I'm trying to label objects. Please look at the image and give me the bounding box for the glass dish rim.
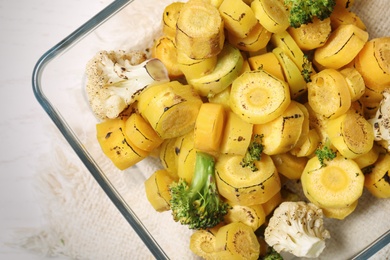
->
[31,0,390,259]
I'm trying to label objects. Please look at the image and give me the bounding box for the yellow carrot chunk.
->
[251,0,289,34]
[288,17,332,51]
[175,0,224,59]
[175,131,197,183]
[214,222,260,260]
[228,22,272,53]
[321,200,358,220]
[355,37,390,93]
[151,36,183,79]
[219,0,258,38]
[144,169,175,212]
[314,24,368,69]
[194,103,226,154]
[230,70,291,124]
[247,52,285,81]
[364,153,390,198]
[159,138,179,179]
[137,81,203,139]
[301,155,365,209]
[215,154,281,205]
[326,110,374,159]
[162,2,185,38]
[253,101,305,155]
[224,203,266,231]
[307,68,351,119]
[271,152,308,180]
[96,118,148,170]
[219,110,253,156]
[124,113,163,152]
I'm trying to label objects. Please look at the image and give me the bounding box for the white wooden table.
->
[0,1,110,259]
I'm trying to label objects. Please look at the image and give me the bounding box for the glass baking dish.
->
[32,0,390,259]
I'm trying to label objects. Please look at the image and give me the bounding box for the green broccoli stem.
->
[170,151,229,229]
[189,152,215,197]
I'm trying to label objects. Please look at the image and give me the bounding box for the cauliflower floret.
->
[85,50,169,120]
[368,88,390,151]
[264,201,330,258]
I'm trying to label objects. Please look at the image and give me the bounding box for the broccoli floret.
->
[169,152,229,229]
[284,0,336,28]
[261,247,284,260]
[241,134,264,171]
[315,139,337,167]
[301,54,313,83]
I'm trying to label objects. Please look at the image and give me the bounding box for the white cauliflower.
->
[85,50,169,120]
[264,201,330,258]
[369,88,390,151]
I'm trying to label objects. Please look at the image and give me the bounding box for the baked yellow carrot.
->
[144,169,175,212]
[214,222,260,260]
[175,0,224,59]
[271,152,308,180]
[290,129,320,157]
[339,67,365,102]
[326,110,374,159]
[194,103,226,155]
[159,138,179,179]
[219,110,253,156]
[314,24,368,69]
[253,101,305,155]
[137,81,203,139]
[307,68,351,119]
[219,0,258,38]
[124,112,163,152]
[247,52,285,81]
[272,47,308,99]
[175,131,197,183]
[301,154,365,209]
[188,43,243,97]
[353,145,380,169]
[321,200,358,220]
[162,2,185,39]
[271,30,310,72]
[224,203,266,231]
[230,70,291,124]
[260,191,282,216]
[151,36,183,79]
[329,7,366,30]
[189,230,218,259]
[228,22,272,53]
[288,17,332,51]
[177,51,217,80]
[251,0,289,33]
[96,118,148,170]
[215,154,281,205]
[207,86,231,111]
[364,153,390,198]
[355,37,390,93]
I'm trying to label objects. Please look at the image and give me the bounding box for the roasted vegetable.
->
[175,0,224,59]
[85,50,169,120]
[284,0,336,28]
[241,134,264,171]
[264,201,330,258]
[215,222,260,260]
[169,152,229,229]
[215,153,281,205]
[314,138,336,167]
[301,154,365,209]
[230,70,291,125]
[368,89,390,151]
[137,81,203,139]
